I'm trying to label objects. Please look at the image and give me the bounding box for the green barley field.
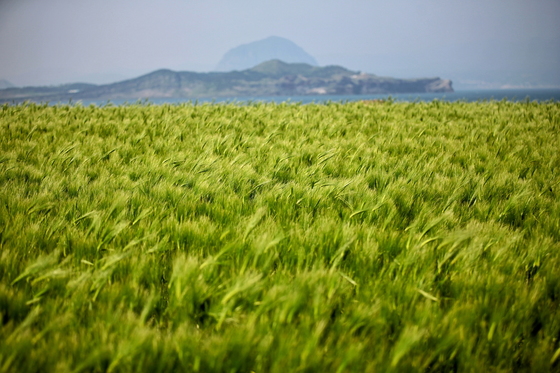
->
[1,100,559,372]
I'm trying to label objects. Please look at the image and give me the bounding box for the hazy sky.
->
[1,0,559,89]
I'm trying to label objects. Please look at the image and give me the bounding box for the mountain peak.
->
[215,36,318,72]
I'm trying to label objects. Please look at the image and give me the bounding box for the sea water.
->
[68,88,560,106]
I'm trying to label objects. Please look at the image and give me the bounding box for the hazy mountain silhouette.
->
[0,79,15,89]
[215,36,318,72]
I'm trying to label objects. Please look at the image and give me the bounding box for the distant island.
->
[0,60,453,103]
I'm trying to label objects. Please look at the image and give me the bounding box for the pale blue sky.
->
[0,0,559,89]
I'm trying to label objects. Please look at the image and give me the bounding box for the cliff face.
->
[0,60,453,103]
[425,79,453,93]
